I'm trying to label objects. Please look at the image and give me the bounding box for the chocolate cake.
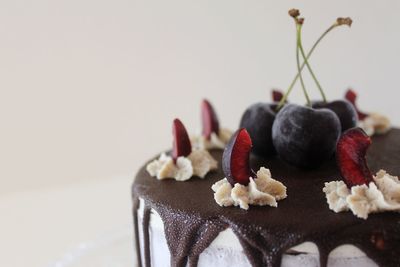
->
[132,128,400,267]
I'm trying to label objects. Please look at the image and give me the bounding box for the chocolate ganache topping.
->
[132,128,400,267]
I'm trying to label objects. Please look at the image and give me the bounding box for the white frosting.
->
[212,167,287,210]
[146,150,217,181]
[358,112,391,136]
[191,128,232,150]
[323,180,351,213]
[323,170,400,219]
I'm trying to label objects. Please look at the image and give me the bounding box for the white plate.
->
[47,224,137,267]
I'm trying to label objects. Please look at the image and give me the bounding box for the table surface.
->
[0,176,135,267]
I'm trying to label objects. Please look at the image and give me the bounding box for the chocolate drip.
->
[132,196,227,267]
[235,235,274,267]
[155,207,227,267]
[132,128,400,267]
[142,203,151,267]
[314,241,331,267]
[132,198,143,267]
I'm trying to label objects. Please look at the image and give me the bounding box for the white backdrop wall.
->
[1,0,399,194]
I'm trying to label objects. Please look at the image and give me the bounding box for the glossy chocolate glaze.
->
[132,128,400,267]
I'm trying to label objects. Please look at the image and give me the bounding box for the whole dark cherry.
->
[272,103,341,169]
[312,99,358,132]
[239,103,277,157]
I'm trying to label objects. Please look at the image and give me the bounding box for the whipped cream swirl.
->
[146,150,218,181]
[358,112,391,136]
[323,170,400,219]
[212,167,287,210]
[191,128,232,150]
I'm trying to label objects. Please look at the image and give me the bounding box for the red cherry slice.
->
[172,119,192,162]
[222,128,254,185]
[345,89,369,120]
[336,128,373,187]
[272,89,284,103]
[202,99,220,140]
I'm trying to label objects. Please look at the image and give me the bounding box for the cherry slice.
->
[336,127,373,187]
[345,89,369,120]
[272,89,284,103]
[222,128,254,185]
[172,119,192,162]
[202,99,220,140]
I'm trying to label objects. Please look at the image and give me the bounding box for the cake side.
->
[135,197,380,267]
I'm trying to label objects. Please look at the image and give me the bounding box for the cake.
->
[133,129,399,267]
[131,9,399,267]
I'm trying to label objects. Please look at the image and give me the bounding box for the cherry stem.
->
[277,24,337,110]
[296,23,311,107]
[298,25,327,103]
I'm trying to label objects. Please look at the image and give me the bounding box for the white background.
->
[0,0,399,266]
